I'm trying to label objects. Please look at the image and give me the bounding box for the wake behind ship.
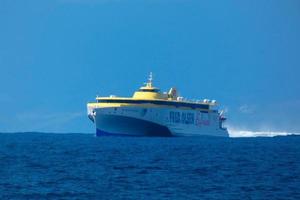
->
[87,73,228,137]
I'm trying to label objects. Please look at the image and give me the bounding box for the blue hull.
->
[95,114,172,137]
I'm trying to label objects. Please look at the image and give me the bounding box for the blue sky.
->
[0,0,299,133]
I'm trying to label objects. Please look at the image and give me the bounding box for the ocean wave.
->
[228,128,300,138]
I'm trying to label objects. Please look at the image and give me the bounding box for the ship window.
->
[96,99,209,110]
[138,89,160,92]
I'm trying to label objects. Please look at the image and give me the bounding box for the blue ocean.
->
[1,133,300,200]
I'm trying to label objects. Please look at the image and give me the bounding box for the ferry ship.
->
[87,73,228,137]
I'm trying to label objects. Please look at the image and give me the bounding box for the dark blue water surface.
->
[1,133,300,200]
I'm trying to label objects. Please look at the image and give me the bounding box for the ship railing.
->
[180,98,218,106]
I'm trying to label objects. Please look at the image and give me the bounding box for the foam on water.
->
[228,127,300,138]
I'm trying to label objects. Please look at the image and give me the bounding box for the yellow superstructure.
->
[132,72,168,100]
[87,73,217,112]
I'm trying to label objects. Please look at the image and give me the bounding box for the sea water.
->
[1,133,300,199]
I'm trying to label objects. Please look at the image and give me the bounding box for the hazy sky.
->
[1,0,299,133]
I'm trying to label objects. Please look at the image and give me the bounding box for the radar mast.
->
[146,72,153,88]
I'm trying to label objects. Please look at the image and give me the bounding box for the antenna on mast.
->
[146,72,153,87]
